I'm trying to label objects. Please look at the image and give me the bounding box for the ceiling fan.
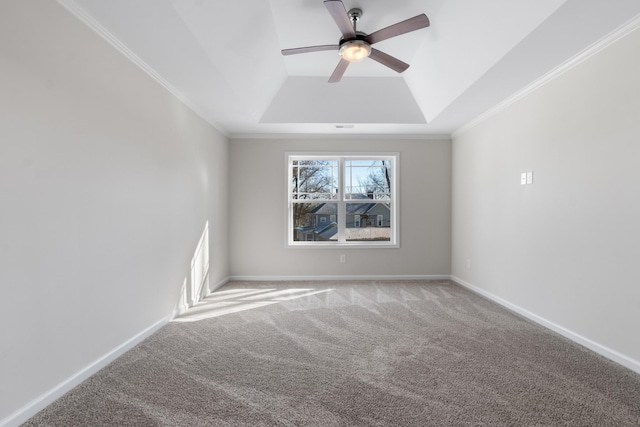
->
[281,0,430,83]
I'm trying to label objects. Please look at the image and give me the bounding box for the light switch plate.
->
[521,173,527,185]
[526,171,533,184]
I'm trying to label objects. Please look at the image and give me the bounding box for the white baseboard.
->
[0,313,173,427]
[229,274,451,282]
[451,275,640,375]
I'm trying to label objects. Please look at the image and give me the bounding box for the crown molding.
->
[452,13,640,139]
[56,0,230,138]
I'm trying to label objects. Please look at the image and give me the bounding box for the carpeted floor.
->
[24,280,640,426]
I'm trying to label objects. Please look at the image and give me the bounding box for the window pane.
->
[292,160,338,200]
[345,202,391,242]
[344,159,392,201]
[292,202,339,242]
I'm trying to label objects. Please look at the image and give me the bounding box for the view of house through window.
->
[288,154,398,247]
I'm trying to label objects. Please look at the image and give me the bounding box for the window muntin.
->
[288,154,397,247]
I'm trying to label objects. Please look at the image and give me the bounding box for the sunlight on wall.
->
[174,222,210,317]
[190,221,210,305]
[175,276,189,316]
[173,287,335,323]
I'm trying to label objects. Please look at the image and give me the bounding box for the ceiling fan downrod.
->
[348,8,362,33]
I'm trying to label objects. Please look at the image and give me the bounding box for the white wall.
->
[452,26,640,368]
[229,138,451,278]
[0,1,229,424]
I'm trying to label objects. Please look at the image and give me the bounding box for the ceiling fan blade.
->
[369,48,409,73]
[281,45,339,56]
[328,58,350,83]
[364,14,430,45]
[324,0,356,39]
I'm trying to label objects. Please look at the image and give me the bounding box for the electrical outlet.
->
[340,254,346,263]
[526,171,533,184]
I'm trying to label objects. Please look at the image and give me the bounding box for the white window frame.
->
[286,152,399,248]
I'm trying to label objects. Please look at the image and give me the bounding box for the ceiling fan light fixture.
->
[339,40,371,62]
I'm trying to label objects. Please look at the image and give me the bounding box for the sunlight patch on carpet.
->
[173,287,335,322]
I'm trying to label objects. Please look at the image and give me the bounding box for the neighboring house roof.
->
[317,223,338,240]
[310,194,390,215]
[295,222,336,235]
[309,204,338,215]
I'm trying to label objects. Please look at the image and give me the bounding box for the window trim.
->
[286,152,399,249]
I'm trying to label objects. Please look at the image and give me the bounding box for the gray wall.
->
[452,26,640,367]
[0,1,229,423]
[229,138,452,278]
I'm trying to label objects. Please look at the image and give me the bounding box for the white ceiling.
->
[60,0,640,138]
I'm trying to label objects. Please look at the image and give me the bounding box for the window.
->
[287,153,398,247]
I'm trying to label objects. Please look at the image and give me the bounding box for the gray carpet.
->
[24,280,640,426]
